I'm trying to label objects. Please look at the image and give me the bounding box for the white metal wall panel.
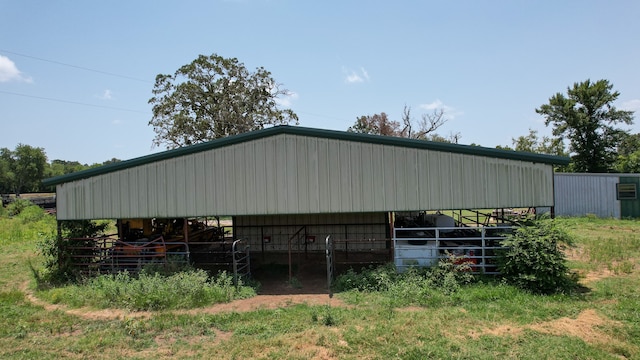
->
[554,173,620,218]
[56,133,556,220]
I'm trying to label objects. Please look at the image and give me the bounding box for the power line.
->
[0,49,153,83]
[0,50,356,124]
[0,90,148,114]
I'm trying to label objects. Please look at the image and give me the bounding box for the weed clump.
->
[333,256,475,306]
[40,269,256,311]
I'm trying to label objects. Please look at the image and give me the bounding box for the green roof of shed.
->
[43,125,570,187]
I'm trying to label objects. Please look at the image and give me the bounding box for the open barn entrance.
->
[235,212,393,293]
[57,207,530,294]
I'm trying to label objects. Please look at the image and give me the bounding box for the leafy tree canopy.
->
[614,132,640,173]
[510,129,567,157]
[148,53,298,149]
[499,129,570,171]
[348,106,460,143]
[0,144,47,196]
[536,79,634,173]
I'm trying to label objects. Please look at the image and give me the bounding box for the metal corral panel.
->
[235,212,388,252]
[55,133,556,220]
[554,173,621,218]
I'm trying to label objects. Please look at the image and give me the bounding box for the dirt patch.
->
[564,246,621,285]
[469,309,622,346]
[529,309,619,344]
[581,268,616,284]
[565,246,588,262]
[467,324,523,339]
[180,294,344,315]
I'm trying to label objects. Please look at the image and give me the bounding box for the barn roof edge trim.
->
[43,125,570,186]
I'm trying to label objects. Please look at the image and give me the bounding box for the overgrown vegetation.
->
[333,255,475,307]
[497,218,580,294]
[40,269,255,311]
[37,219,111,284]
[1,207,639,359]
[1,202,257,312]
[334,219,579,299]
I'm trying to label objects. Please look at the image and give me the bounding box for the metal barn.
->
[554,173,640,219]
[43,126,569,280]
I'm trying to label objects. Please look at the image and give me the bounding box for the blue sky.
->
[1,0,639,164]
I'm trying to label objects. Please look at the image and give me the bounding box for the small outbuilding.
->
[554,173,640,219]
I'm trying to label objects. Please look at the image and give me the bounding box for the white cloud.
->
[111,119,122,125]
[98,89,113,100]
[419,99,463,119]
[0,55,32,83]
[360,67,370,81]
[275,91,298,107]
[343,66,370,84]
[621,99,640,113]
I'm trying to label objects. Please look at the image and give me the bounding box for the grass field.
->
[0,213,639,359]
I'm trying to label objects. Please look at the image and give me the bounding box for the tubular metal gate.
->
[232,239,251,284]
[393,226,512,274]
[64,236,189,275]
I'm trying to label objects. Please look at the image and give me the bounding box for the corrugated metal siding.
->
[56,134,556,220]
[554,173,620,218]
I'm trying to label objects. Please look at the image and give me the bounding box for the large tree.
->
[149,53,298,148]
[0,144,47,196]
[348,106,458,142]
[347,112,401,136]
[614,132,640,173]
[510,129,567,157]
[536,79,634,172]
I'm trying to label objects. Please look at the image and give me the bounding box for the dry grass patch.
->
[464,308,627,351]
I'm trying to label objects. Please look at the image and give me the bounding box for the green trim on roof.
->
[43,126,570,186]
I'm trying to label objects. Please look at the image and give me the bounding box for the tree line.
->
[0,146,120,196]
[347,79,636,173]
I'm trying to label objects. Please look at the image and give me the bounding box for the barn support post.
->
[288,235,292,281]
[183,217,189,242]
[56,219,62,269]
[344,225,349,259]
[260,226,265,259]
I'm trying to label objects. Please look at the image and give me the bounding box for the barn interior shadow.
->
[250,254,331,295]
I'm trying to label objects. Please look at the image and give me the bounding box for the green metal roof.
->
[42,125,570,187]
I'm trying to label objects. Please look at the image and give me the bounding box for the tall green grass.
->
[557,217,640,274]
[39,269,256,311]
[0,209,638,359]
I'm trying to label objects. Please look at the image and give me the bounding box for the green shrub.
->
[16,205,45,223]
[6,198,33,216]
[59,220,109,238]
[497,219,578,294]
[37,220,111,285]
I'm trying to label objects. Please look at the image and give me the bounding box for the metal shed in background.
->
[554,173,640,219]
